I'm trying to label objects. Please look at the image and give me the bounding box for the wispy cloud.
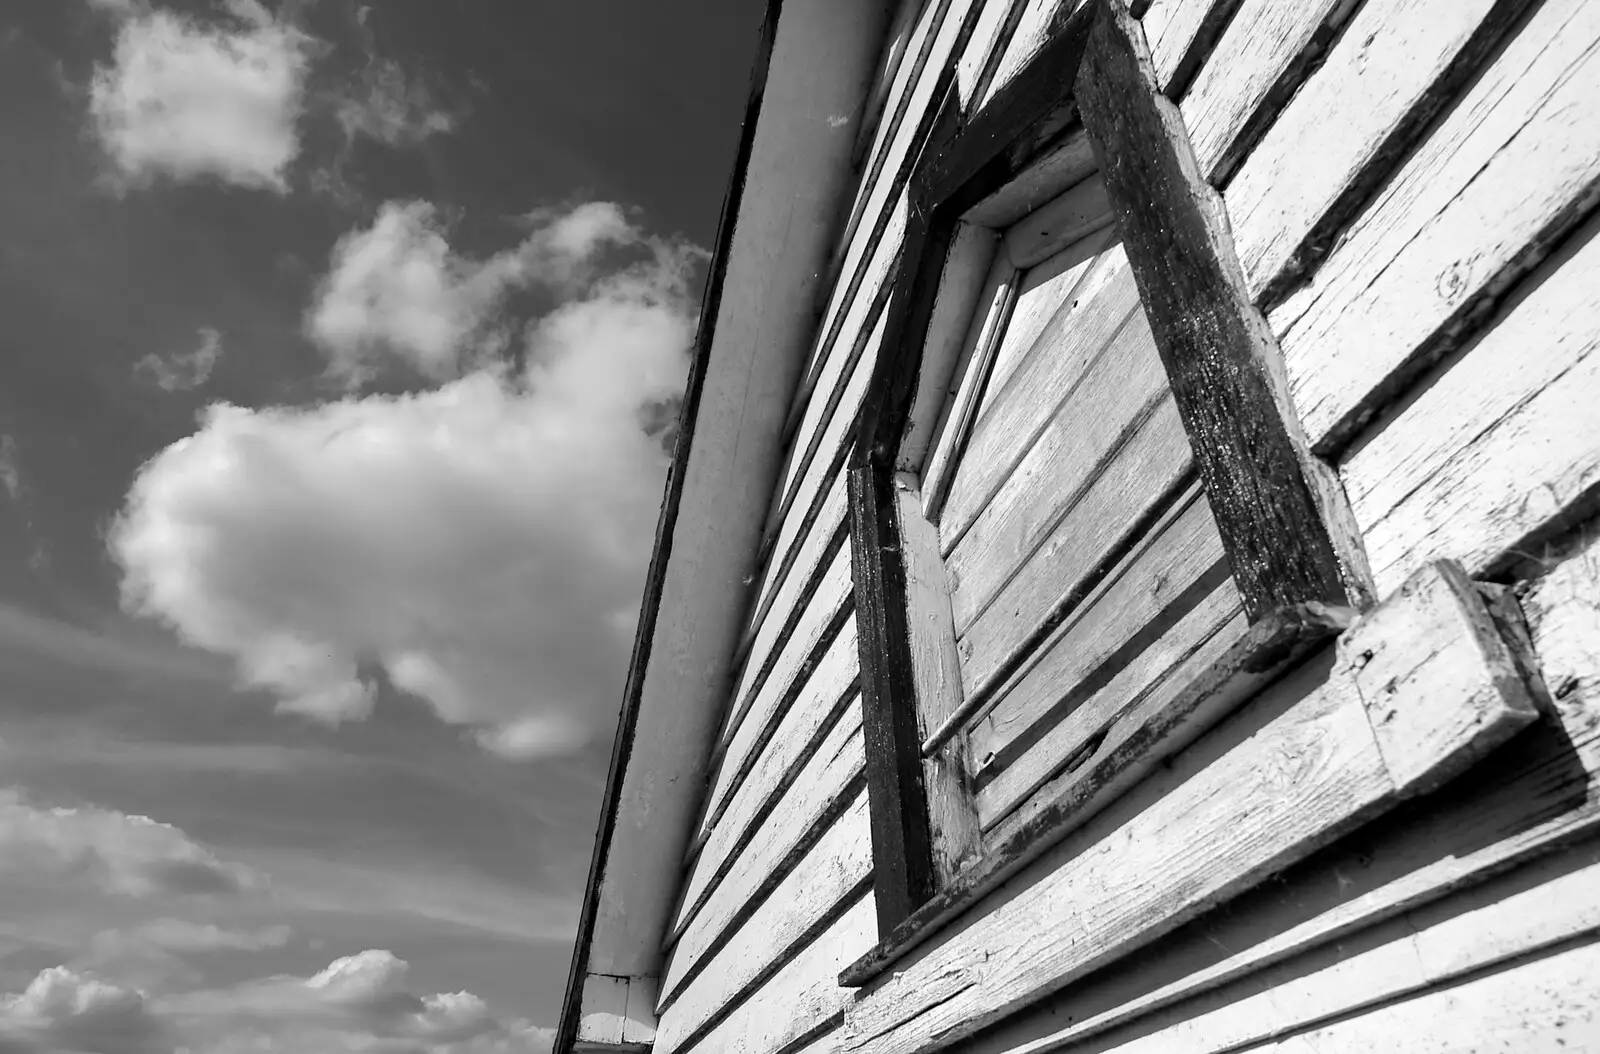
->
[0,434,22,502]
[111,201,702,758]
[87,0,313,191]
[134,327,223,392]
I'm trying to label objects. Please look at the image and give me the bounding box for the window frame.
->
[844,0,1374,985]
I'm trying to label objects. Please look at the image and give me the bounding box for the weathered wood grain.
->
[978,575,1244,832]
[967,484,1229,768]
[673,891,877,1054]
[894,475,983,884]
[1257,937,1600,1052]
[975,841,1600,1054]
[952,407,1198,707]
[681,621,857,938]
[656,793,872,1044]
[1180,0,1361,185]
[939,247,1138,552]
[1274,0,1600,454]
[1077,0,1371,618]
[1228,0,1537,309]
[838,561,1537,1049]
[1002,173,1113,268]
[976,0,1084,112]
[1342,214,1600,594]
[947,306,1174,640]
[705,544,854,828]
[956,0,1031,114]
[1339,560,1539,796]
[1140,0,1241,97]
[959,528,1600,1054]
[986,226,1115,398]
[671,703,864,953]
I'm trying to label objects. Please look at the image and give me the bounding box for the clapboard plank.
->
[947,305,1172,637]
[966,484,1229,768]
[961,540,1600,1054]
[987,226,1115,398]
[952,404,1199,705]
[978,575,1244,832]
[1342,213,1600,595]
[1274,0,1600,454]
[705,546,854,835]
[671,674,864,948]
[683,621,858,930]
[1228,0,1535,308]
[1180,0,1359,184]
[1257,937,1600,1052]
[1141,0,1239,96]
[976,0,1082,112]
[838,560,1536,1052]
[658,793,872,1037]
[733,471,848,688]
[956,0,1030,113]
[661,891,877,1054]
[974,843,1600,1054]
[939,247,1138,551]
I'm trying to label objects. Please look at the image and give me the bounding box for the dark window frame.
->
[845,0,1373,986]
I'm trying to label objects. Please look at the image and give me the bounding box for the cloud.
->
[112,202,701,757]
[0,967,168,1054]
[93,919,292,957]
[0,435,21,502]
[0,788,257,898]
[306,200,648,383]
[87,0,313,191]
[135,327,223,392]
[337,55,456,148]
[156,949,552,1053]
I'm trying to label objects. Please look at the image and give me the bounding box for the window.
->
[843,0,1370,985]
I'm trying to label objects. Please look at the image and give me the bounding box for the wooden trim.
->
[840,599,1349,986]
[1074,0,1372,620]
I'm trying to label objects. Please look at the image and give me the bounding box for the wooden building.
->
[557,0,1600,1050]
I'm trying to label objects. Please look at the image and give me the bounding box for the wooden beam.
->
[573,974,656,1053]
[1074,0,1373,620]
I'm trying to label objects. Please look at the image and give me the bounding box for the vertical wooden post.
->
[1075,0,1374,620]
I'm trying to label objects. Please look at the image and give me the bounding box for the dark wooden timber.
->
[1075,0,1373,620]
[839,602,1353,988]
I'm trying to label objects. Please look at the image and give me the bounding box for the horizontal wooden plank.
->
[679,620,858,945]
[674,891,877,1054]
[1342,211,1600,594]
[1180,0,1358,184]
[1274,0,1600,453]
[838,559,1538,1052]
[947,305,1172,637]
[978,573,1244,831]
[955,0,1029,114]
[706,544,854,824]
[986,226,1115,400]
[1141,0,1238,96]
[576,974,655,1051]
[1260,936,1600,1052]
[671,702,864,952]
[967,485,1230,773]
[960,529,1600,1054]
[657,794,872,1044]
[975,0,1080,112]
[1228,0,1535,308]
[974,840,1600,1054]
[939,247,1137,549]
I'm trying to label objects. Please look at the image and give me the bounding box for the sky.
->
[0,1,760,1051]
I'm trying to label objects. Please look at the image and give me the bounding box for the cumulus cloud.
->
[134,326,223,392]
[111,202,700,757]
[0,967,168,1054]
[0,787,257,898]
[306,200,648,383]
[88,0,313,191]
[337,55,456,147]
